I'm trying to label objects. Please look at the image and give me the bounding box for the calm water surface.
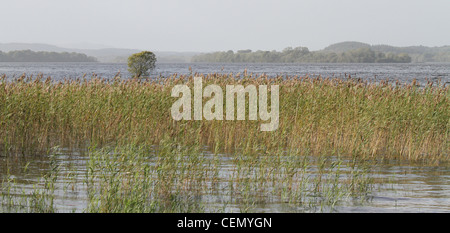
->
[1,62,449,85]
[1,150,449,213]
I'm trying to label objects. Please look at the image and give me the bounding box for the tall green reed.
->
[1,74,447,163]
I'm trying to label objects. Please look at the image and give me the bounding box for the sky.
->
[1,0,449,52]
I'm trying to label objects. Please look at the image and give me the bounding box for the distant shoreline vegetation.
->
[0,50,97,62]
[192,42,450,64]
[192,47,413,63]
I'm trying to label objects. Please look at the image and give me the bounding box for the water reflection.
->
[1,147,449,213]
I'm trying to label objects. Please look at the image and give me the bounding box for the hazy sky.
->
[1,0,449,52]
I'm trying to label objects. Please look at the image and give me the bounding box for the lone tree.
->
[127,51,157,78]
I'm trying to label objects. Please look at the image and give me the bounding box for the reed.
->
[80,140,375,213]
[0,74,448,163]
[1,140,375,213]
[1,73,447,212]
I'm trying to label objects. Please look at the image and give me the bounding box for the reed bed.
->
[1,72,448,212]
[0,73,448,163]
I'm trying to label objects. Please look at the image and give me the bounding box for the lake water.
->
[1,62,449,85]
[1,149,449,213]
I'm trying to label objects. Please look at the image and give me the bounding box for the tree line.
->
[0,50,97,62]
[191,47,412,63]
[324,42,450,63]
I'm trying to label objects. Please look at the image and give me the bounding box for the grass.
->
[0,74,448,163]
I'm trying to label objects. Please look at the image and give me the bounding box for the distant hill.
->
[0,43,139,62]
[323,41,371,53]
[192,43,413,63]
[0,50,97,62]
[2,42,449,63]
[0,43,199,63]
[193,41,450,63]
[324,41,450,63]
[0,43,69,53]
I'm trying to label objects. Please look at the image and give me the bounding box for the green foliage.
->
[192,47,412,63]
[0,74,448,163]
[328,42,450,63]
[193,41,450,63]
[127,51,157,78]
[0,50,97,62]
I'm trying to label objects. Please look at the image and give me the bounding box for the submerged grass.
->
[1,153,59,213]
[1,140,374,213]
[0,74,448,163]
